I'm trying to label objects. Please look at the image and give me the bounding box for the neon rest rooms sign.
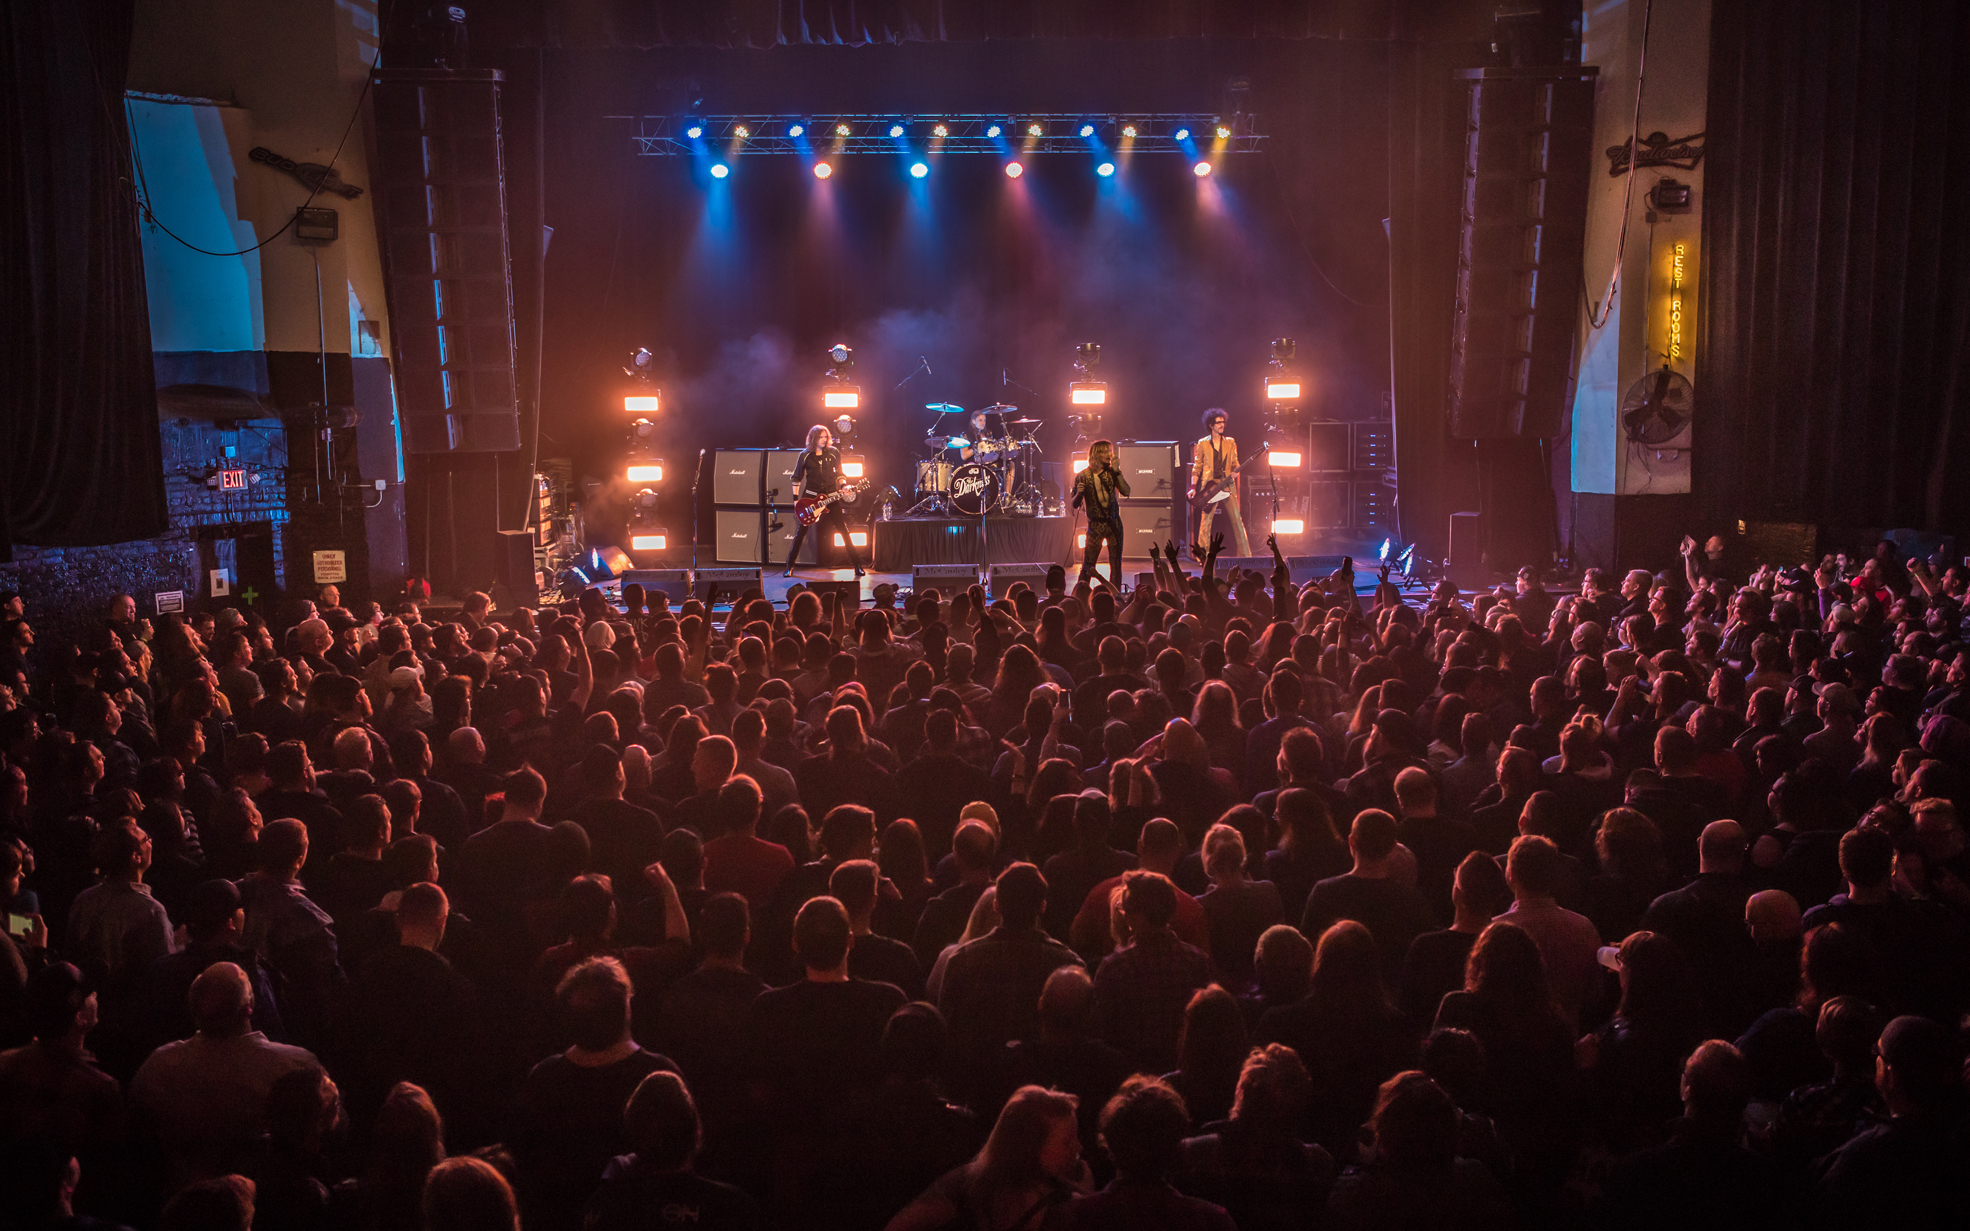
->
[1665,241,1691,365]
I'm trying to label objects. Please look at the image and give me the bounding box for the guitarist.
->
[1188,408,1252,556]
[782,424,865,577]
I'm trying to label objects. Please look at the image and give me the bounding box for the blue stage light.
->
[1173,126,1190,141]
[788,122,805,137]
[1096,161,1115,177]
[685,123,704,139]
[986,123,1003,138]
[710,163,730,179]
[909,162,928,178]
[889,123,905,138]
[1079,123,1095,138]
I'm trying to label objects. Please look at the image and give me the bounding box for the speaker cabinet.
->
[1307,423,1352,472]
[913,564,980,595]
[713,451,765,506]
[1447,68,1598,440]
[989,563,1054,596]
[371,69,522,453]
[1449,510,1485,589]
[1114,442,1181,502]
[764,450,805,505]
[620,569,693,603]
[1117,502,1175,559]
[714,509,763,564]
[764,507,816,567]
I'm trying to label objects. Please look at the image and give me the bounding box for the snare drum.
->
[915,460,953,494]
[949,462,1003,516]
[971,437,1010,463]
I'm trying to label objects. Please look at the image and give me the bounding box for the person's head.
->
[623,1070,701,1171]
[1465,921,1549,1014]
[977,1086,1083,1192]
[1367,1072,1458,1172]
[827,859,881,928]
[1838,824,1895,893]
[555,957,634,1053]
[1098,1075,1190,1182]
[1815,995,1885,1077]
[880,1001,951,1085]
[1119,869,1178,931]
[258,818,309,880]
[499,765,547,820]
[1745,889,1803,944]
[793,896,852,974]
[1176,984,1249,1082]
[421,1157,518,1231]
[368,1082,445,1195]
[1348,808,1400,869]
[1505,833,1563,901]
[1228,1043,1312,1131]
[1875,1014,1962,1115]
[160,1175,256,1231]
[396,882,449,950]
[1451,849,1512,921]
[1698,818,1747,874]
[1680,1039,1750,1126]
[993,862,1048,932]
[696,893,749,962]
[1253,924,1314,1004]
[1201,407,1227,435]
[189,961,255,1038]
[1392,767,1437,818]
[24,962,95,1046]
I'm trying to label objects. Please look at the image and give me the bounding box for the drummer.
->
[956,409,997,463]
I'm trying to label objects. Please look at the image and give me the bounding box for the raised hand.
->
[1149,543,1162,561]
[1165,539,1180,563]
[1190,541,1206,563]
[1210,533,1225,558]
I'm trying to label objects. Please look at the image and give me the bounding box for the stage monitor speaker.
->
[696,567,762,606]
[1115,442,1181,502]
[1449,511,1485,589]
[1447,67,1598,440]
[620,569,693,603]
[989,562,1054,597]
[713,451,765,506]
[1117,502,1175,558]
[763,508,815,567]
[493,529,536,600]
[714,509,763,564]
[371,69,522,453]
[1286,555,1353,586]
[913,564,980,596]
[764,450,804,506]
[790,579,859,606]
[1307,423,1351,473]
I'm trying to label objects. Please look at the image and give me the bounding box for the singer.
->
[1070,438,1129,586]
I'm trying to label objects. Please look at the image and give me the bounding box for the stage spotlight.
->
[832,531,870,548]
[1268,450,1303,468]
[734,124,751,139]
[1265,379,1302,400]
[626,463,664,483]
[630,533,668,552]
[833,414,857,437]
[627,348,656,377]
[932,123,949,138]
[830,343,852,364]
[1071,455,1089,474]
[1070,384,1107,405]
[1027,122,1043,137]
[1096,161,1115,177]
[909,161,928,178]
[840,459,865,479]
[888,123,905,138]
[1078,122,1095,138]
[1005,161,1024,178]
[813,161,832,179]
[788,122,805,137]
[1215,123,1232,139]
[1173,126,1191,141]
[1193,161,1213,177]
[1121,123,1138,138]
[986,123,1003,138]
[623,394,661,413]
[824,389,860,409]
[835,122,852,137]
[710,163,730,179]
[685,122,704,139]
[1272,518,1306,535]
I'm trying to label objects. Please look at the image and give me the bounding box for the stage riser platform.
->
[873,515,1075,571]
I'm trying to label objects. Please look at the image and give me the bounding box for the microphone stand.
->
[692,448,706,582]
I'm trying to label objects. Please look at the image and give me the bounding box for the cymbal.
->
[925,402,965,413]
[942,436,972,449]
[983,403,1018,411]
[1007,417,1041,426]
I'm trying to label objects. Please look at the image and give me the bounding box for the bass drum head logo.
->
[949,463,1001,515]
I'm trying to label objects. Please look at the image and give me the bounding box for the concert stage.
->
[871,514,1076,572]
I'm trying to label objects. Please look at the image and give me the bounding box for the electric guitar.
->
[1194,442,1270,505]
[795,479,870,525]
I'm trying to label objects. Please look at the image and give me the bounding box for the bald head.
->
[189,962,253,1036]
[1745,889,1802,943]
[448,726,485,764]
[1698,819,1747,873]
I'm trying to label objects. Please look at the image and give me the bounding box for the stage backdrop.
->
[524,36,1400,556]
[1700,0,1970,534]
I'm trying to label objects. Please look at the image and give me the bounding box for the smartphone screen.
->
[5,914,30,939]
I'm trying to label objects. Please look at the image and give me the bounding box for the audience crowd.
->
[1,534,1968,1230]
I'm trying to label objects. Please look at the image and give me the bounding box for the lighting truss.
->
[614,114,1268,156]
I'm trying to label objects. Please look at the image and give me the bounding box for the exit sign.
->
[218,468,247,490]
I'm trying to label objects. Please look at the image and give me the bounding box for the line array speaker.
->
[1448,67,1598,440]
[371,69,522,453]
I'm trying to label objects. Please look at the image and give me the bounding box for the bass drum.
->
[948,462,1003,516]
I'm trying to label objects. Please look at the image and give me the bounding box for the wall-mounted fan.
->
[1621,365,1694,445]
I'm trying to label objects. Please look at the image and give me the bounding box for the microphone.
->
[922,356,932,375]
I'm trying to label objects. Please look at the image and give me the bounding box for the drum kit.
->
[910,403,1053,517]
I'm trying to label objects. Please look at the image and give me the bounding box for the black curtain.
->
[1700,0,1970,533]
[0,0,166,552]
